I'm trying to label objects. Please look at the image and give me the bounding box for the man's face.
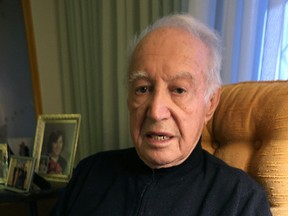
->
[128,28,219,169]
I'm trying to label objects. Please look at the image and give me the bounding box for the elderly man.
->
[52,14,271,215]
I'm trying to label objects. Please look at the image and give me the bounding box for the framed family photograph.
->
[0,143,9,184]
[33,114,81,182]
[5,156,35,193]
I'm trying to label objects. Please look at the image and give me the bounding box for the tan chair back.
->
[202,81,288,215]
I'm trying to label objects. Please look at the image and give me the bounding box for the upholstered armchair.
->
[202,81,288,215]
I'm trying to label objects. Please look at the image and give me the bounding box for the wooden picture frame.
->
[22,0,42,115]
[5,155,35,193]
[33,114,81,182]
[0,0,42,150]
[0,143,9,184]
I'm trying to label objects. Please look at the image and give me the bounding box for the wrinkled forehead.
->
[132,27,206,57]
[129,27,210,81]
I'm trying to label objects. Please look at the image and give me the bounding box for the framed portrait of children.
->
[5,155,35,193]
[0,143,9,184]
[33,114,81,182]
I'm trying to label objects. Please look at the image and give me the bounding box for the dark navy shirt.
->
[52,140,271,216]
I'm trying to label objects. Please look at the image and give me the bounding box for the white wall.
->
[29,0,64,114]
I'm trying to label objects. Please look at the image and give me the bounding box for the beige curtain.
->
[56,0,188,163]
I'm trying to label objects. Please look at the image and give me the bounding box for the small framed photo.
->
[5,156,35,193]
[33,114,81,182]
[0,143,9,184]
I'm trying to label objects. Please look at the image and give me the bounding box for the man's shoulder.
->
[83,147,136,161]
[76,147,137,171]
[202,150,265,192]
[198,150,271,215]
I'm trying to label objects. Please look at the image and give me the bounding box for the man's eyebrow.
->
[128,71,149,83]
[169,71,195,82]
[128,70,195,83]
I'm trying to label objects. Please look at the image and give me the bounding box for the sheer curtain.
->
[259,0,288,80]
[57,0,287,163]
[189,0,287,83]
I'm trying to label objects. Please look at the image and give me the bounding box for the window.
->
[278,1,288,79]
[259,0,288,80]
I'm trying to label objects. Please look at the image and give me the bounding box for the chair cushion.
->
[202,80,288,210]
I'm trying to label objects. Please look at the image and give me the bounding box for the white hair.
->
[127,14,222,102]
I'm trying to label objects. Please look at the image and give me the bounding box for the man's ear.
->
[204,88,221,124]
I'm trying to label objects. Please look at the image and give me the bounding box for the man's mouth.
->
[146,134,171,141]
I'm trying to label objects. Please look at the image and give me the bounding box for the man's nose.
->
[147,90,171,121]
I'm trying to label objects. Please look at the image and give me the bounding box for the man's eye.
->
[173,88,186,94]
[135,86,150,94]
